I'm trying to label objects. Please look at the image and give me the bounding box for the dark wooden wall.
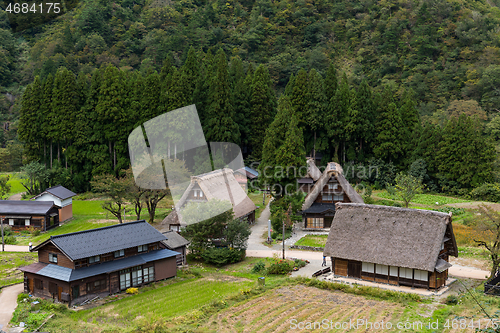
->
[38,244,74,269]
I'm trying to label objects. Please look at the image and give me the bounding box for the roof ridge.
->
[337,203,451,217]
[50,220,148,239]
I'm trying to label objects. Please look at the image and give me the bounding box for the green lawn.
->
[294,234,328,248]
[375,191,471,206]
[0,252,37,287]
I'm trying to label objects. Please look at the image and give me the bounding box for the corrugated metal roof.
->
[0,201,58,215]
[37,264,72,282]
[50,220,167,260]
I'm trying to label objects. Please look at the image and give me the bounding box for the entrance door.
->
[120,272,131,290]
[28,278,34,294]
[58,286,62,300]
[348,261,362,278]
[72,285,79,299]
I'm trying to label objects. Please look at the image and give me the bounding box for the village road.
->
[0,284,23,331]
[0,246,29,252]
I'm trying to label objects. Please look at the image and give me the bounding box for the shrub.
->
[4,235,17,244]
[2,225,12,236]
[251,261,266,273]
[267,258,293,275]
[126,288,138,295]
[201,247,244,267]
[293,259,307,269]
[445,295,458,305]
[470,183,500,203]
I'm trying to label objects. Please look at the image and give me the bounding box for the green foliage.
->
[19,161,48,196]
[201,248,245,267]
[266,258,293,275]
[269,192,304,233]
[470,183,500,203]
[251,261,266,273]
[394,172,424,208]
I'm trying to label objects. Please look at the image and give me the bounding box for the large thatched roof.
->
[302,162,363,211]
[176,168,256,219]
[323,203,458,272]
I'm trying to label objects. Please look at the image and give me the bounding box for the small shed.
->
[0,200,60,231]
[32,185,77,222]
[161,230,190,266]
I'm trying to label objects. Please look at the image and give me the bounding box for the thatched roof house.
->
[299,162,363,230]
[174,168,256,223]
[323,203,458,290]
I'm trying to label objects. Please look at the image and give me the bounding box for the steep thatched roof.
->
[306,158,322,181]
[176,168,256,219]
[160,208,182,229]
[323,203,458,272]
[302,162,363,211]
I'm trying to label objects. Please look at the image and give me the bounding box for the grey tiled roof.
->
[22,249,179,282]
[33,185,77,200]
[0,200,58,215]
[49,220,167,260]
[161,230,190,249]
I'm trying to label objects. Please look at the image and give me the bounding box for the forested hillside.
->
[2,0,500,194]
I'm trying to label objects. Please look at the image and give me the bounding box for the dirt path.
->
[445,201,500,210]
[7,193,24,201]
[0,284,23,331]
[1,245,30,252]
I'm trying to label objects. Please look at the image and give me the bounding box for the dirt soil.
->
[450,257,490,271]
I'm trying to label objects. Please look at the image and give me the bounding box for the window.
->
[49,253,58,264]
[414,270,428,281]
[322,194,332,201]
[8,219,13,226]
[87,279,107,292]
[132,267,143,286]
[389,266,398,277]
[400,267,413,279]
[120,271,131,290]
[138,245,147,252]
[328,184,338,190]
[333,194,344,201]
[35,279,43,290]
[306,218,323,228]
[362,262,374,273]
[375,264,388,275]
[89,255,100,264]
[25,219,30,226]
[193,190,198,197]
[143,266,154,283]
[199,191,203,198]
[114,249,124,258]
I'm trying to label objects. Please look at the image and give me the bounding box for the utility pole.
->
[283,204,292,259]
[1,217,4,252]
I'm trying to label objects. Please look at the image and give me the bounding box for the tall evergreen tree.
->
[324,63,338,102]
[181,46,199,100]
[399,89,420,166]
[18,77,43,162]
[250,64,276,159]
[290,68,308,130]
[437,114,495,189]
[305,69,327,158]
[349,79,375,161]
[206,49,240,143]
[40,74,54,167]
[326,73,350,162]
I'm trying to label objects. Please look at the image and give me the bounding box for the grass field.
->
[0,252,37,287]
[375,191,471,206]
[294,234,328,248]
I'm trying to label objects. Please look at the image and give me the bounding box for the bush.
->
[271,230,292,241]
[251,261,266,273]
[201,247,245,267]
[445,295,458,305]
[4,235,17,244]
[470,183,500,202]
[2,225,12,236]
[267,258,293,275]
[126,288,138,294]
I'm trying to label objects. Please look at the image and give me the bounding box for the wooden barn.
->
[19,220,179,306]
[300,162,364,230]
[323,203,458,290]
[32,185,76,222]
[0,201,60,231]
[171,168,256,224]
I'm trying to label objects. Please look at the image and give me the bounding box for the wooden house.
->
[173,168,256,224]
[161,230,190,266]
[323,203,458,290]
[32,185,77,222]
[300,162,364,230]
[0,201,60,231]
[19,220,179,306]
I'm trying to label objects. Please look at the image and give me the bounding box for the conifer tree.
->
[206,49,240,143]
[399,89,420,166]
[305,69,327,158]
[290,68,308,130]
[181,46,199,99]
[231,57,250,147]
[250,64,275,159]
[40,74,54,167]
[437,114,495,189]
[18,77,43,161]
[373,87,404,163]
[284,73,295,96]
[142,70,161,121]
[347,79,374,161]
[326,73,350,162]
[324,63,338,102]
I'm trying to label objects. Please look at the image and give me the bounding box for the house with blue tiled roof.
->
[19,220,179,306]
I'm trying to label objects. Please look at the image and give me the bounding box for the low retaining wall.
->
[290,245,324,252]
